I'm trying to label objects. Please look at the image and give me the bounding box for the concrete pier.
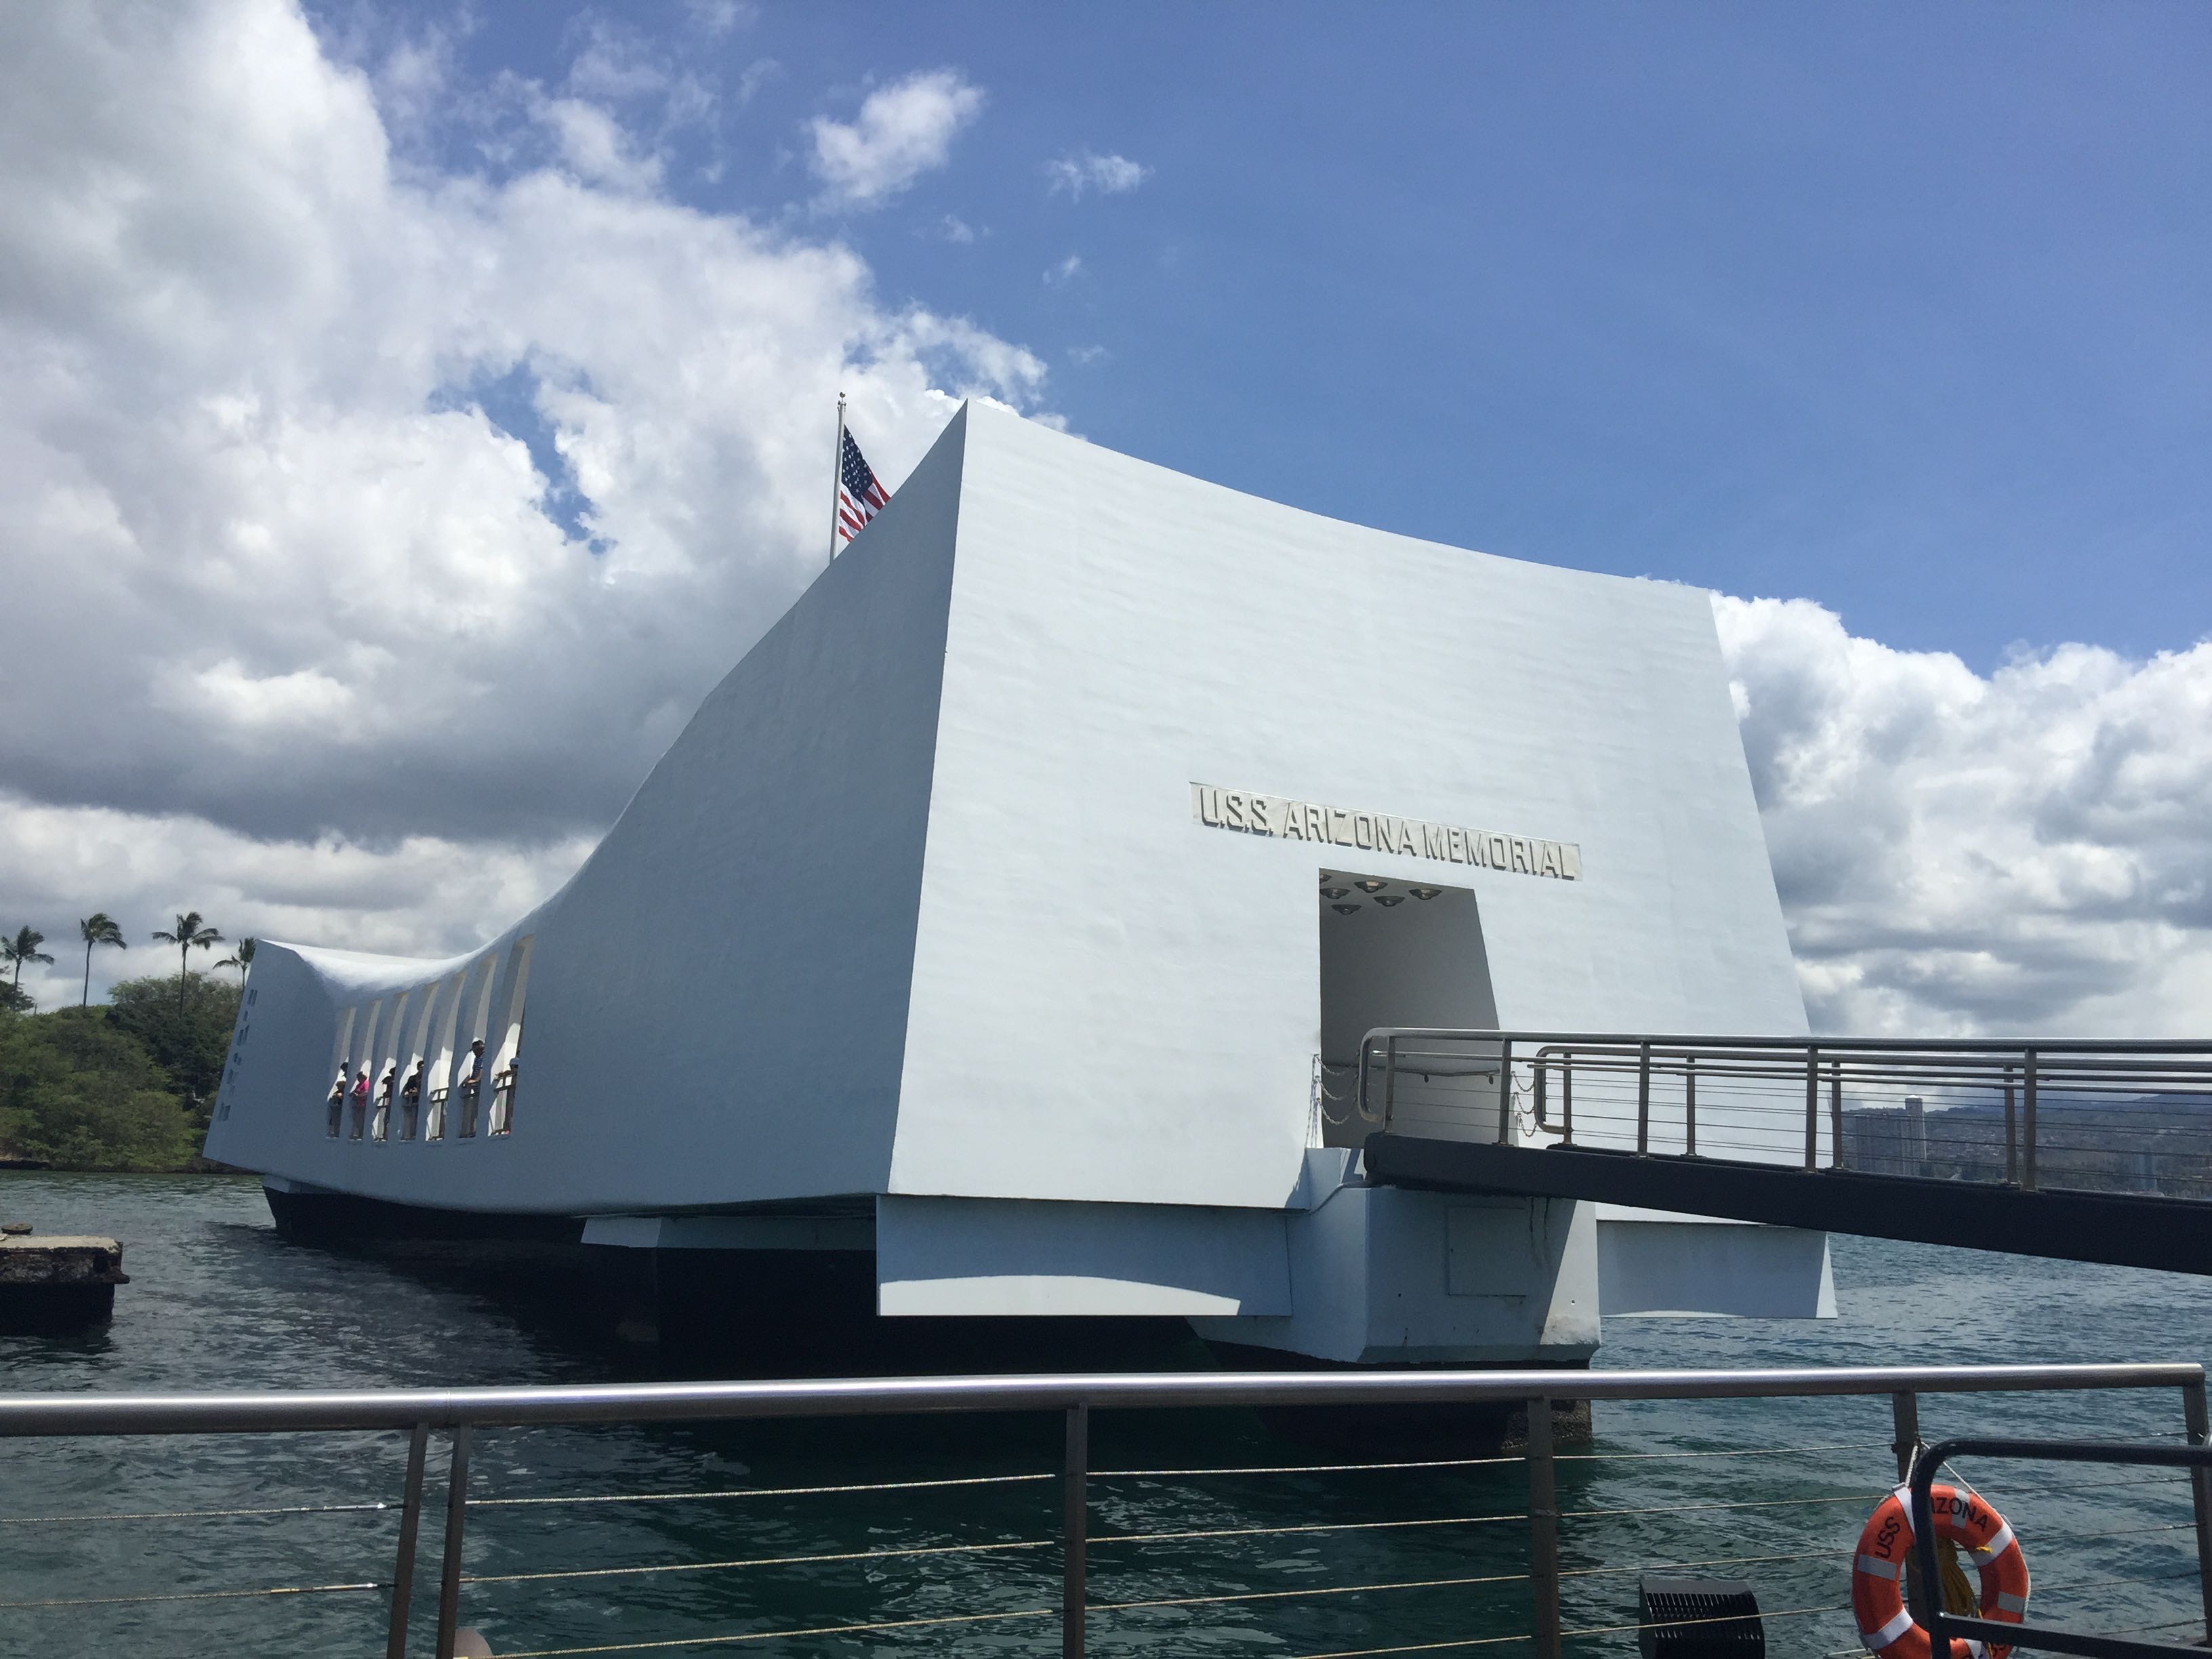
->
[0,1223,129,1333]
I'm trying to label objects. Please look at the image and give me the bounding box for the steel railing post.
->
[1829,1060,1843,1169]
[1063,1403,1088,1659]
[1683,1055,1696,1157]
[2022,1049,2039,1191]
[1496,1038,1514,1145]
[1525,1397,1561,1659]
[1804,1045,1820,1170]
[1890,1389,1921,1483]
[1534,1056,1547,1133]
[1635,1043,1652,1155]
[434,1424,471,1659]
[2185,1379,2212,1643]
[1382,1035,1397,1133]
[2003,1069,2018,1185]
[1892,1391,1927,1628]
[1561,1052,1573,1145]
[385,1421,430,1659]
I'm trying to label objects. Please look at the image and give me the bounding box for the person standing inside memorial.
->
[459,1039,487,1134]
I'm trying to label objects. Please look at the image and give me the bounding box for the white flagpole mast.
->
[827,391,846,562]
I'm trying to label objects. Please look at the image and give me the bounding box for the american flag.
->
[836,428,891,545]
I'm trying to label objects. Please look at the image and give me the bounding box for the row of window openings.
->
[329,1062,516,1143]
[325,936,532,1145]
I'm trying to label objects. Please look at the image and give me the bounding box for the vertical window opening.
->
[398,984,436,1141]
[489,936,533,1136]
[350,1001,383,1141]
[371,990,410,1142]
[426,969,467,1141]
[327,1006,357,1137]
[457,958,499,1138]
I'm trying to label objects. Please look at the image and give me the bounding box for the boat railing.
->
[1357,1029,2212,1190]
[2,1362,2207,1658]
[1910,1433,2212,1658]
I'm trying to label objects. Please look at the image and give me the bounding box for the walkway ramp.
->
[1343,1031,2212,1277]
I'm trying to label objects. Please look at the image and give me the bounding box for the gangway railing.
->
[4,1363,2210,1659]
[1356,1031,2212,1195]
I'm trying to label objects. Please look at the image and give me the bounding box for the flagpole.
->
[828,391,846,562]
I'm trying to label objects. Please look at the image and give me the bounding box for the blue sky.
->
[7,0,2212,1032]
[361,0,2211,665]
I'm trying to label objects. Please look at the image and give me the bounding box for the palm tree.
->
[215,937,257,985]
[150,911,223,1013]
[4,926,55,998]
[77,913,127,1006]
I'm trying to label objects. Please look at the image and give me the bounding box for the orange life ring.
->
[1852,1482,2030,1659]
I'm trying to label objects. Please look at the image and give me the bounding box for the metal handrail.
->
[1355,1029,2212,1184]
[1910,1433,2212,1658]
[1,1362,2200,1435]
[4,1362,2207,1659]
[1367,1029,2212,1054]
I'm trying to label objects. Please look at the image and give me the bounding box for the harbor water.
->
[2,1172,2207,1656]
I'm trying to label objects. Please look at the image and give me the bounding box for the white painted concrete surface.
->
[205,402,1822,1360]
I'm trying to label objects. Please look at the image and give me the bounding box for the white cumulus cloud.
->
[1717,595,2212,1037]
[5,3,2205,1050]
[808,69,983,209]
[1045,148,1150,199]
[0,0,1047,1009]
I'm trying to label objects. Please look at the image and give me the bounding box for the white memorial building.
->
[205,401,1830,1370]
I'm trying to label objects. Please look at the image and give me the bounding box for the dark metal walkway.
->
[1343,1030,2212,1276]
[1362,1134,2212,1275]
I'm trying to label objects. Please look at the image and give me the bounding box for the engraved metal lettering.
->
[1191,783,1580,882]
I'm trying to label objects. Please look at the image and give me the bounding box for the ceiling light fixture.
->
[1374,895,1405,907]
[1410,886,1442,901]
[1331,903,1361,916]
[1355,879,1386,894]
[1322,887,1350,900]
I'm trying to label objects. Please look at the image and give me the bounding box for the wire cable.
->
[497,1605,1059,1657]
[1092,1512,1528,1547]
[0,1580,382,1610]
[1562,1601,1852,1640]
[1090,1569,1530,1615]
[1096,1454,1520,1478]
[471,1471,1051,1509]
[464,1537,1054,1586]
[0,1500,390,1525]
[1289,1637,1532,1658]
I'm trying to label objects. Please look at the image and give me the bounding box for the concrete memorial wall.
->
[207,403,1828,1363]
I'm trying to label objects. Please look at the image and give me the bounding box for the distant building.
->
[1844,1096,1928,1178]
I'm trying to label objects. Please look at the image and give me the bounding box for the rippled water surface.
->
[2,1172,2208,1656]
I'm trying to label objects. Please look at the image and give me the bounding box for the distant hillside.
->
[1845,1093,2212,1195]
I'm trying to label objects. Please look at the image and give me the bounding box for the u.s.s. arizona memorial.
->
[206,401,1830,1369]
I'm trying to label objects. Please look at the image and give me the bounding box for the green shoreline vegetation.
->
[3,915,248,1172]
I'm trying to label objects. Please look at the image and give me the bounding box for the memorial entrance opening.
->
[1317,872,1502,1148]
